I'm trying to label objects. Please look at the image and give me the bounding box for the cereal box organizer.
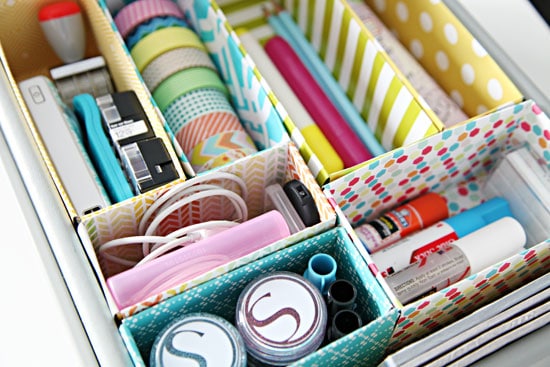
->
[0,0,549,366]
[215,0,442,184]
[325,99,550,352]
[79,141,337,317]
[0,0,188,220]
[105,0,292,175]
[117,227,399,366]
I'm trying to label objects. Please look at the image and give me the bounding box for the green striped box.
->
[217,0,443,183]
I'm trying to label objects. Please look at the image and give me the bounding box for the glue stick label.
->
[356,193,449,253]
[371,221,459,277]
[386,246,470,304]
[356,203,424,253]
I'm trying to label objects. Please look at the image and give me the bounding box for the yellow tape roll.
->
[131,26,205,72]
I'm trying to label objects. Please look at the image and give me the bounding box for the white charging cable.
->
[98,172,248,267]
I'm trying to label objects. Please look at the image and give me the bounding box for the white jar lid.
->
[235,271,328,366]
[150,312,247,367]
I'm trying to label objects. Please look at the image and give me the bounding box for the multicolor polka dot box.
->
[325,99,550,351]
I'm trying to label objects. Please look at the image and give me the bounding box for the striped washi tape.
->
[153,67,228,112]
[162,88,236,133]
[131,26,205,72]
[189,129,257,172]
[126,16,189,50]
[141,47,217,92]
[114,0,184,39]
[175,111,244,154]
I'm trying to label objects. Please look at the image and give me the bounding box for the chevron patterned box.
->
[324,99,550,353]
[118,227,400,367]
[0,0,187,220]
[78,141,337,317]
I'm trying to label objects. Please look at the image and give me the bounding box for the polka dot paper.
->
[364,0,523,117]
[325,99,550,350]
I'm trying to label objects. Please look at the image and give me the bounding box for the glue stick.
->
[355,192,448,253]
[385,216,526,304]
[371,197,512,277]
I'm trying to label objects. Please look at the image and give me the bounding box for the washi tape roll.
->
[153,67,228,112]
[197,147,258,173]
[141,47,217,92]
[163,88,236,132]
[131,26,205,72]
[114,0,184,39]
[176,111,244,154]
[189,130,257,172]
[125,16,188,51]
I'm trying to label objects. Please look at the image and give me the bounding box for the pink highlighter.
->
[264,36,373,167]
[106,210,291,310]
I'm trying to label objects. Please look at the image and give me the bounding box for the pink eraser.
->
[264,35,373,167]
[106,210,291,310]
[39,1,86,63]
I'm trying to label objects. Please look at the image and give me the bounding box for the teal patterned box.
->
[119,227,399,366]
[324,99,550,352]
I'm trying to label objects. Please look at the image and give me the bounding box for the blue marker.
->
[370,197,514,276]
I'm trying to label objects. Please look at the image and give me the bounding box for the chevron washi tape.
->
[141,47,216,92]
[189,130,257,172]
[196,147,258,173]
[114,0,184,39]
[125,16,188,50]
[153,67,228,112]
[163,88,236,132]
[131,26,205,72]
[176,111,244,155]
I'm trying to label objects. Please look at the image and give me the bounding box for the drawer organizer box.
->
[325,99,550,352]
[0,0,548,366]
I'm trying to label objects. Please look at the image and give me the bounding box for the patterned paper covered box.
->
[118,227,399,367]
[214,0,446,184]
[103,0,290,176]
[0,0,187,220]
[357,0,522,121]
[213,0,524,184]
[324,99,550,352]
[78,141,337,317]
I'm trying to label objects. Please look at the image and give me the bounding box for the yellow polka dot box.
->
[0,0,548,366]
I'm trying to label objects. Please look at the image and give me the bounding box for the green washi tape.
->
[131,26,205,72]
[153,67,229,112]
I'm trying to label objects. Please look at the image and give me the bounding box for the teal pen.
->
[268,10,386,157]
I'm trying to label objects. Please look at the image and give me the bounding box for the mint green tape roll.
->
[153,67,229,112]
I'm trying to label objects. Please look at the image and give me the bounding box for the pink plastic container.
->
[107,210,291,309]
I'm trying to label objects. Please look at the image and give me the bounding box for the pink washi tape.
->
[265,35,373,167]
[114,0,184,39]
